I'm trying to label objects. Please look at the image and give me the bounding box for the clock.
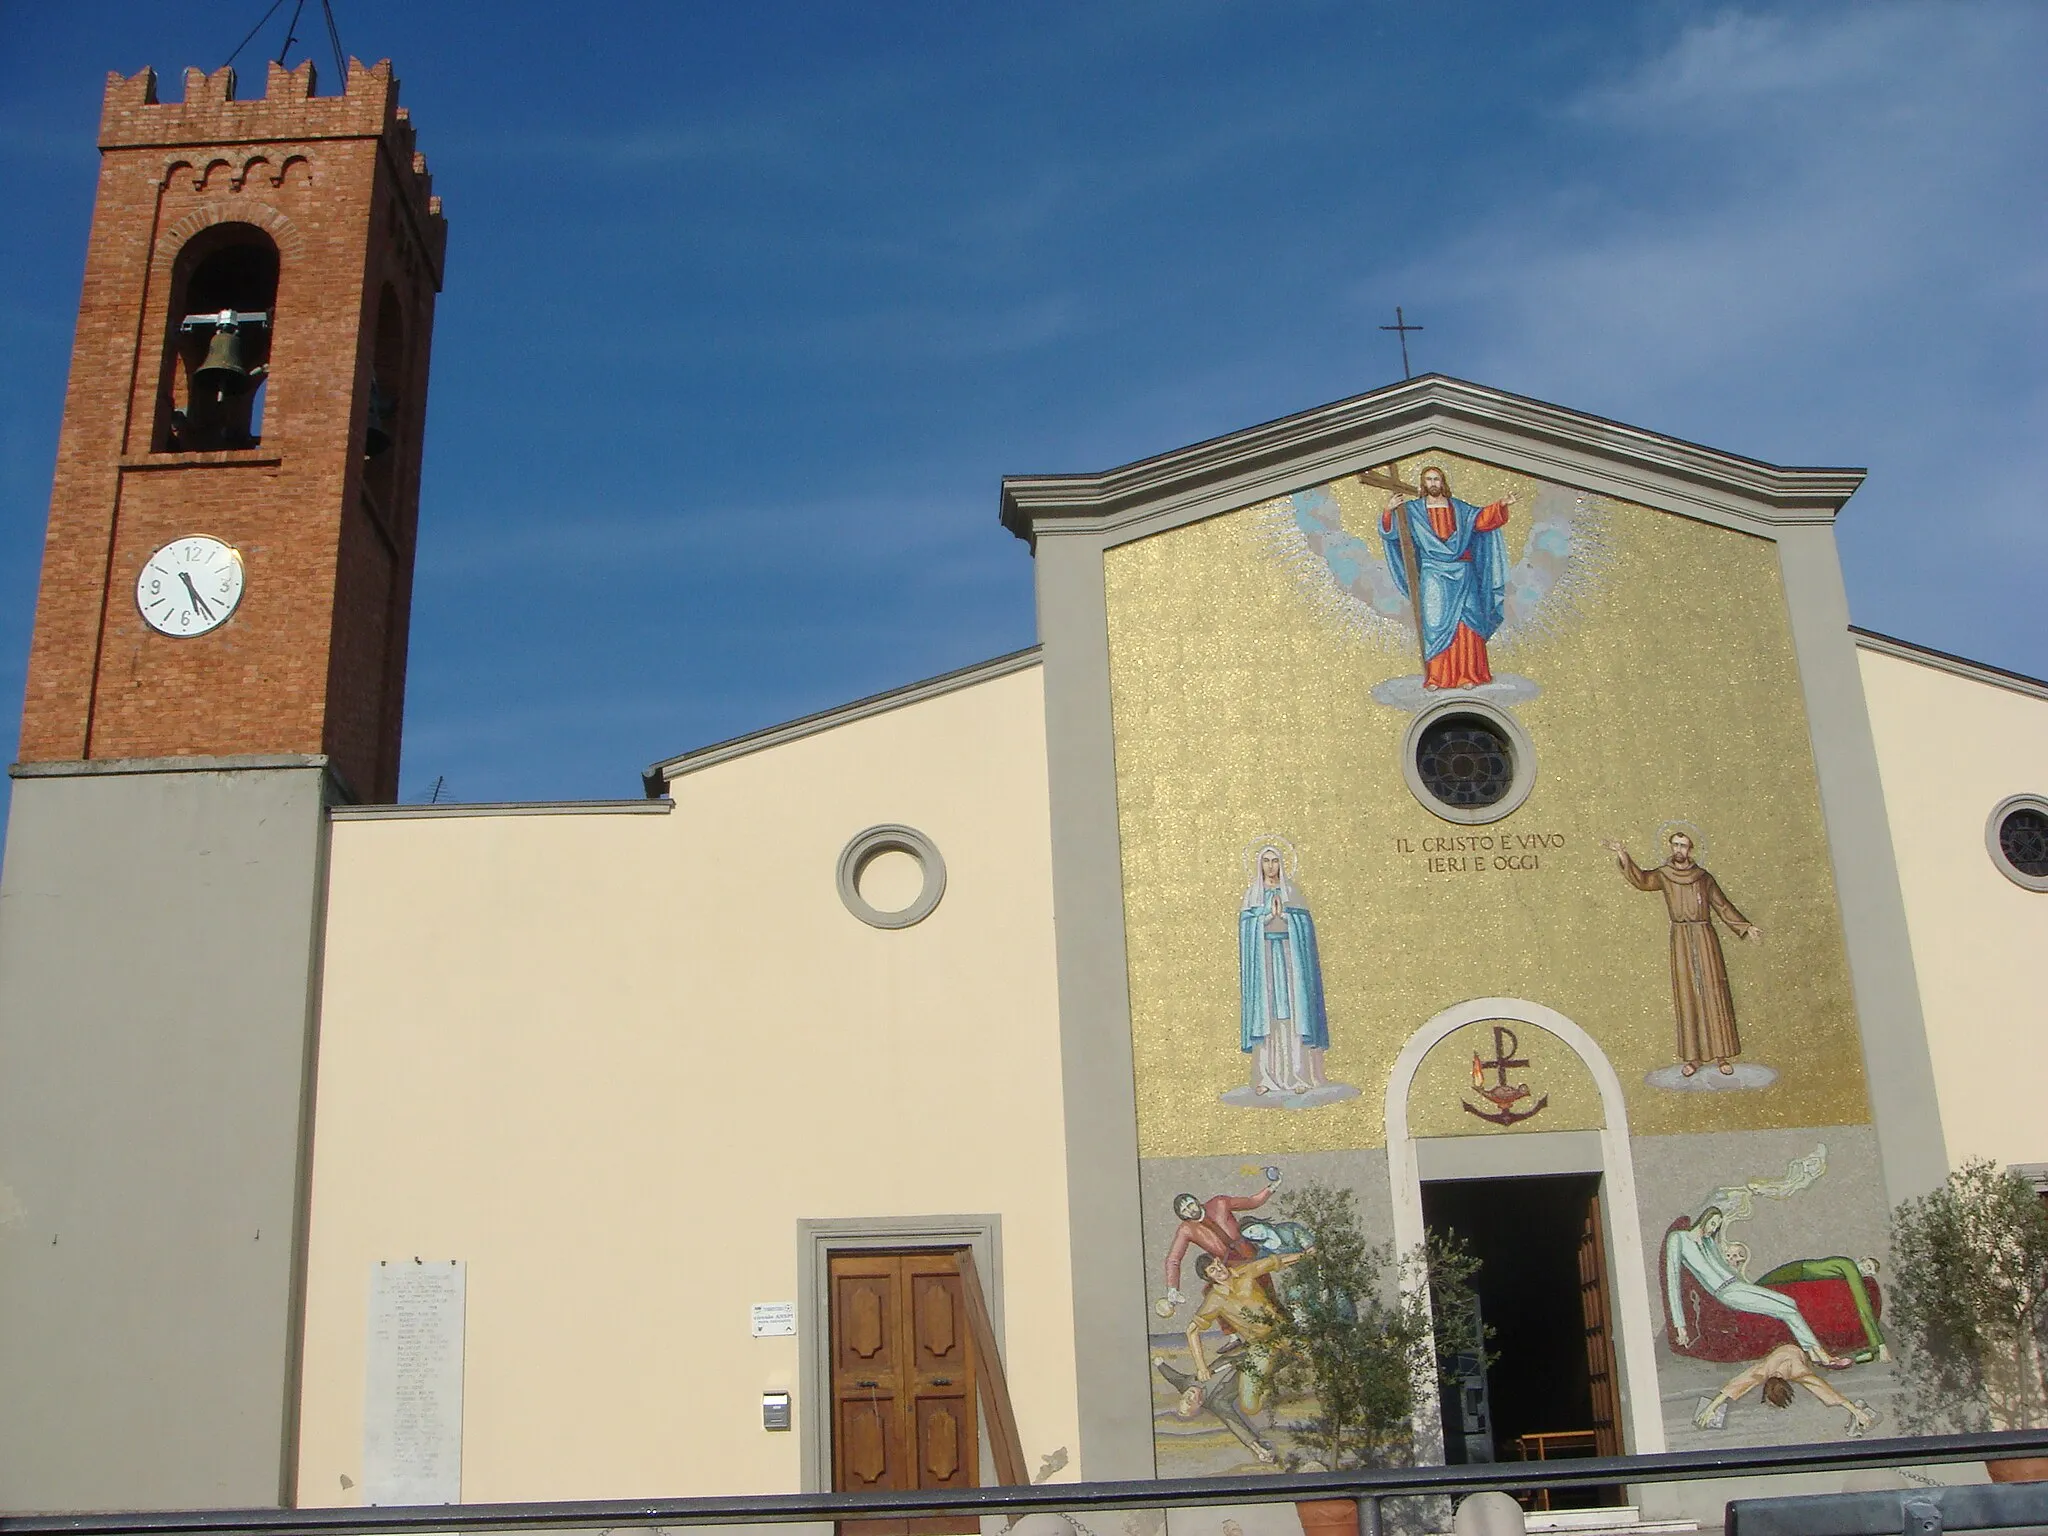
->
[136,536,244,637]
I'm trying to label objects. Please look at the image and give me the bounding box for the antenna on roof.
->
[316,0,348,82]
[223,0,347,81]
[223,0,288,70]
[274,0,305,67]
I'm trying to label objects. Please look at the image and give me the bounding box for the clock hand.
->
[179,570,216,621]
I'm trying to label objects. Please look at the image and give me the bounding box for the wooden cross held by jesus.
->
[1354,463,1432,678]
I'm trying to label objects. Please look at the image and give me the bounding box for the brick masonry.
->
[19,58,446,803]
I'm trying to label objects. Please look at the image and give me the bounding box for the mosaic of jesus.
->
[1379,464,1514,689]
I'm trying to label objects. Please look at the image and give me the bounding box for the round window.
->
[836,824,948,928]
[1400,701,1537,825]
[1415,717,1515,809]
[1988,795,2048,891]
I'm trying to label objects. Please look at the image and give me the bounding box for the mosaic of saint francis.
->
[1601,826,1776,1091]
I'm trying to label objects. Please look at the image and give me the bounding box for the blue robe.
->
[1239,903,1330,1053]
[1380,496,1511,663]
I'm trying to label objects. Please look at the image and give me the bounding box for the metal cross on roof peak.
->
[1379,306,1424,380]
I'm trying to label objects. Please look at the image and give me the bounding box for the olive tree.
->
[1251,1180,1488,1469]
[1890,1159,2048,1433]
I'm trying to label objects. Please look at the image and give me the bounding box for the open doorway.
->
[1423,1173,1621,1505]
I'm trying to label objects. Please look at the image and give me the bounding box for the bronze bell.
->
[194,324,256,398]
[364,377,397,458]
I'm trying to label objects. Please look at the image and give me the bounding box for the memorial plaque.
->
[363,1260,466,1505]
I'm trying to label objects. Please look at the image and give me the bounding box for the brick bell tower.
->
[0,60,444,1512]
[20,56,444,800]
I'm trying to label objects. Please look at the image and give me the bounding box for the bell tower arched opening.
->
[157,223,279,452]
[364,281,406,505]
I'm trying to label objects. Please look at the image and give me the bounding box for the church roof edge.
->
[999,373,1866,547]
[1851,626,2048,703]
[642,645,1043,795]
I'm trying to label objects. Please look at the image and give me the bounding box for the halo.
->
[1654,819,1708,864]
[1242,835,1300,880]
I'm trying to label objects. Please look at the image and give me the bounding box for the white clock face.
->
[137,536,244,637]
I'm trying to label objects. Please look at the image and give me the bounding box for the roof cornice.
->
[643,646,1043,795]
[331,799,673,820]
[999,374,1864,548]
[1851,626,2048,703]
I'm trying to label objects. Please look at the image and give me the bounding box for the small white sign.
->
[751,1301,797,1337]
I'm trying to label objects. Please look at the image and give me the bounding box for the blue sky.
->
[1,2,2042,806]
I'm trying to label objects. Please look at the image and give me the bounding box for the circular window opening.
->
[1400,701,1536,825]
[837,824,948,928]
[1987,795,2048,892]
[1415,716,1515,809]
[856,846,925,911]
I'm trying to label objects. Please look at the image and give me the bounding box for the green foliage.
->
[1889,1159,2048,1432]
[1252,1180,1491,1469]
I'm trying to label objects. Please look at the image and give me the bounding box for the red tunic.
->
[1381,498,1511,688]
[1162,1188,1272,1290]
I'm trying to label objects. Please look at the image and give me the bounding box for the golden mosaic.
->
[1105,450,1870,1159]
[1407,1019,1605,1137]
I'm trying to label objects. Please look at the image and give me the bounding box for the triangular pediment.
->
[999,374,1862,548]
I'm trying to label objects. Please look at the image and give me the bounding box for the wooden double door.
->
[829,1250,981,1529]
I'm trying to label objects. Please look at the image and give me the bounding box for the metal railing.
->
[4,1430,2046,1536]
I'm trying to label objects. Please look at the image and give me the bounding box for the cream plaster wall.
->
[1859,644,2048,1170]
[295,665,1077,1505]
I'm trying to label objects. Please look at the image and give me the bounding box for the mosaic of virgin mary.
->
[1222,841,1359,1110]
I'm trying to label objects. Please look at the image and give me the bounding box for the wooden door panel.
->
[913,1393,973,1488]
[834,1261,903,1378]
[1577,1187,1623,1457]
[835,1394,902,1491]
[907,1268,967,1375]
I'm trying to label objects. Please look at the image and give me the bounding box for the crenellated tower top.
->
[98,58,445,285]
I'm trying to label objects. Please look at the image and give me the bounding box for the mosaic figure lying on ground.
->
[1159,1248,1314,1467]
[1694,1342,1880,1438]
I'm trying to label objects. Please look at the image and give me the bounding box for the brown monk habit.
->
[1616,853,1755,1066]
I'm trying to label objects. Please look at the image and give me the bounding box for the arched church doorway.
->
[1385,999,1668,1467]
[1423,1171,1618,1498]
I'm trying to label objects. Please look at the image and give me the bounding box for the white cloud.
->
[1440,5,2043,373]
[1356,2,2048,666]
[1571,7,1936,119]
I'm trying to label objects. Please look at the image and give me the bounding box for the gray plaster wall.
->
[0,761,332,1512]
[1775,528,1948,1203]
[1036,530,1159,1481]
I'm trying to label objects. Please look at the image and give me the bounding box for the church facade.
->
[2,56,2046,1526]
